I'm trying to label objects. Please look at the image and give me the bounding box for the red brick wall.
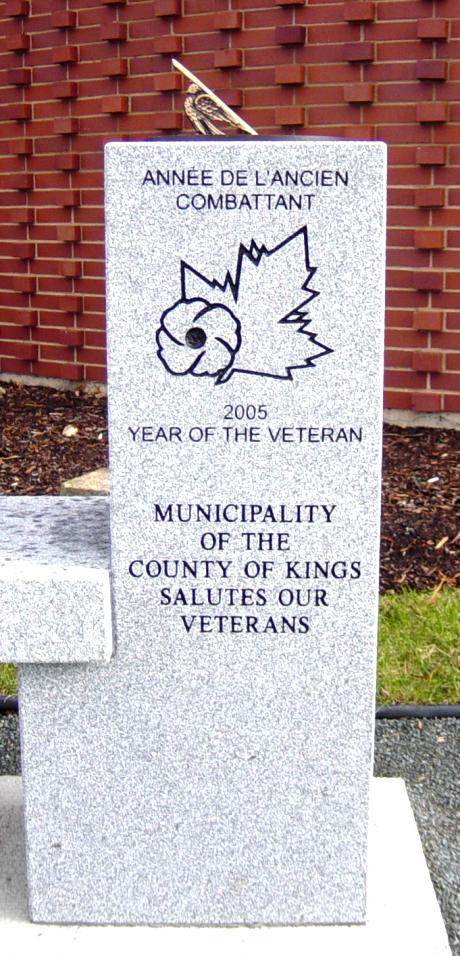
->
[1,0,459,412]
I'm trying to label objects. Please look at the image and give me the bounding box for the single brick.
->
[151,111,182,130]
[343,1,374,21]
[100,22,127,41]
[344,83,374,103]
[275,106,305,127]
[415,61,447,81]
[55,153,80,170]
[414,271,443,292]
[5,102,31,120]
[416,102,448,123]
[18,342,38,358]
[5,33,30,51]
[52,46,78,64]
[7,207,34,224]
[2,309,36,325]
[9,138,32,154]
[76,347,107,365]
[415,187,444,207]
[275,64,306,85]
[102,57,128,76]
[446,355,460,372]
[85,366,107,383]
[215,88,242,107]
[9,172,33,189]
[2,342,38,360]
[152,35,182,54]
[412,351,443,373]
[5,0,29,15]
[214,12,242,30]
[59,294,83,313]
[412,310,443,332]
[412,392,442,413]
[343,42,374,62]
[56,81,78,99]
[154,0,180,14]
[102,95,129,113]
[274,0,305,6]
[445,395,460,413]
[414,229,444,250]
[53,117,79,134]
[214,49,242,69]
[0,359,32,376]
[275,26,306,46]
[41,328,84,347]
[416,19,448,41]
[56,225,81,242]
[32,361,84,381]
[7,67,31,85]
[343,125,374,140]
[65,330,85,347]
[416,145,446,166]
[59,189,80,206]
[17,242,35,259]
[12,275,36,293]
[51,10,77,28]
[59,260,82,277]
[153,73,182,92]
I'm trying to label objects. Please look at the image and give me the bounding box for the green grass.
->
[0,662,18,697]
[1,588,459,705]
[377,587,459,705]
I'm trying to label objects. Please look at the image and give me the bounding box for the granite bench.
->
[0,496,112,664]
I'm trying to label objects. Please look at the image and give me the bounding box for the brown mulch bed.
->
[0,382,108,496]
[381,425,459,593]
[0,381,459,594]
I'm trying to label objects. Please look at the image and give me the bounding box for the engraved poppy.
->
[156,298,241,381]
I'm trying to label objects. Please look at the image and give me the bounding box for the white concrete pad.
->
[0,776,451,954]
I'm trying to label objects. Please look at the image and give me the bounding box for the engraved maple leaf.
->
[179,227,332,384]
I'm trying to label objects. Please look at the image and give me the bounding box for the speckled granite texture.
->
[18,140,386,925]
[0,498,112,663]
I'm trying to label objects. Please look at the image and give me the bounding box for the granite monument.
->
[2,138,387,925]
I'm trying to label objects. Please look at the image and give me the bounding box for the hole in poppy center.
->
[186,327,207,349]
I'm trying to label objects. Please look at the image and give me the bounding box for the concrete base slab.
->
[61,468,109,496]
[383,408,460,430]
[0,776,451,954]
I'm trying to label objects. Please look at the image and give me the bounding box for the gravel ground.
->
[0,714,20,776]
[0,713,458,950]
